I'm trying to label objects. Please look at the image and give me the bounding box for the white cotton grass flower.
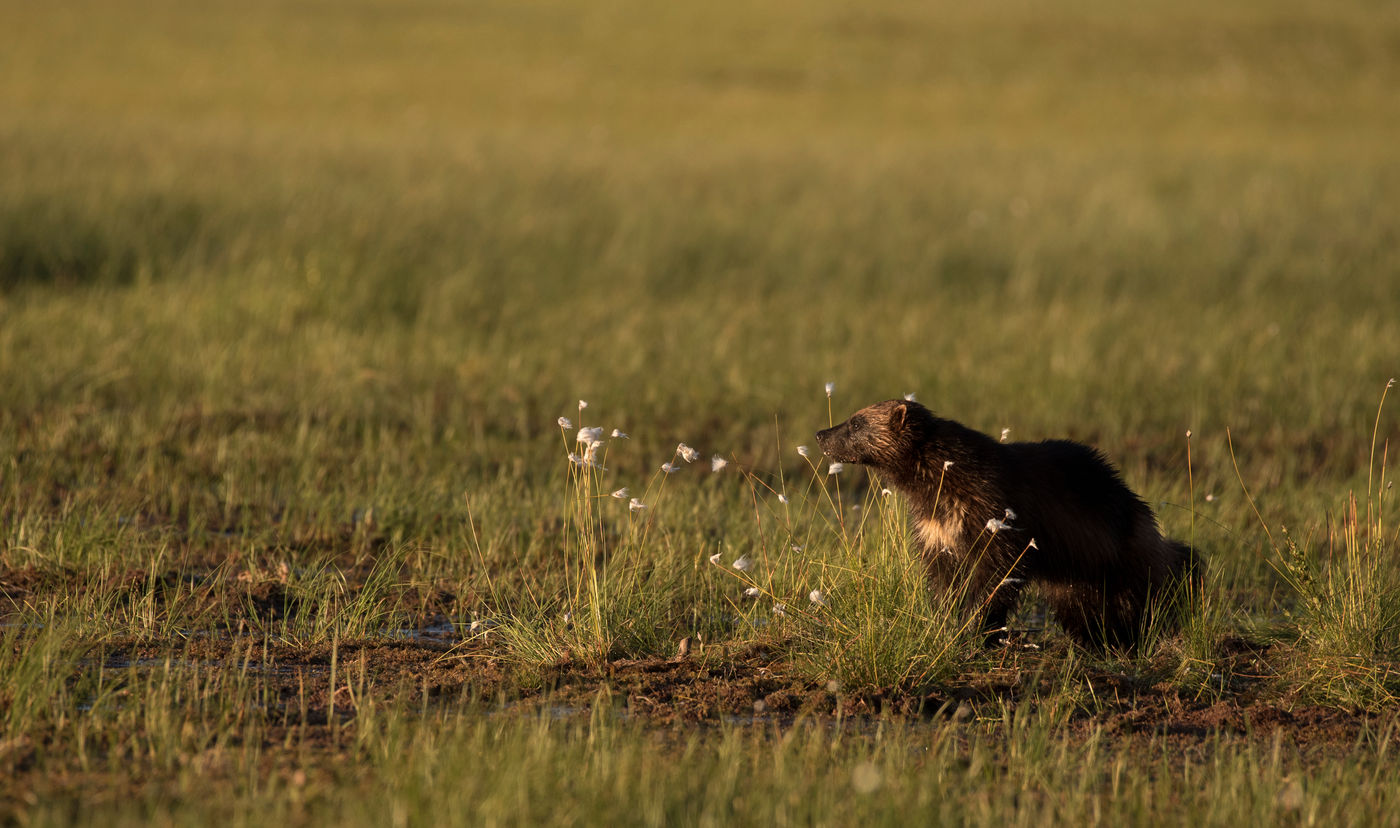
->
[808,590,827,607]
[661,461,680,474]
[825,381,835,397]
[611,428,629,439]
[733,554,753,572]
[744,587,760,598]
[1028,538,1039,549]
[986,518,1012,533]
[797,445,810,458]
[904,392,916,401]
[611,488,630,499]
[571,442,604,470]
[576,426,605,446]
[677,443,700,463]
[1000,428,1010,443]
[772,603,787,617]
[827,462,844,475]
[791,544,803,552]
[578,400,588,410]
[778,493,789,505]
[558,417,573,429]
[1004,508,1017,521]
[711,455,728,472]
[943,460,954,471]
[629,498,647,512]
[709,552,722,565]
[881,488,892,497]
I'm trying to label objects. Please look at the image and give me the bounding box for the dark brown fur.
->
[816,399,1198,650]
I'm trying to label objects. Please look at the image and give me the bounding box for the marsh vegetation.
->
[2,0,1399,823]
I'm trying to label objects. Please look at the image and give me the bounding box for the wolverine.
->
[816,399,1197,650]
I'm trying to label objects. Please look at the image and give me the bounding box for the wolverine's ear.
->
[889,403,907,432]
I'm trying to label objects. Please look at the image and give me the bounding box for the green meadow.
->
[2,0,1399,823]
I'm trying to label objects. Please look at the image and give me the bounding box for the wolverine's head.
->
[816,399,933,470]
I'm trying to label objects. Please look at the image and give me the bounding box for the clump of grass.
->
[790,479,979,690]
[1278,521,1400,706]
[1233,379,1400,706]
[495,402,699,663]
[1162,568,1236,693]
[276,548,415,643]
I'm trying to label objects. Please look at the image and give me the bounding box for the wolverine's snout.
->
[816,423,855,463]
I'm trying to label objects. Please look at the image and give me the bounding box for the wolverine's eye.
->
[848,416,865,430]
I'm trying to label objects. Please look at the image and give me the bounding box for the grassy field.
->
[3,0,1400,823]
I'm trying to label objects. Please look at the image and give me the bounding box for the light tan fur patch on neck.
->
[915,500,966,556]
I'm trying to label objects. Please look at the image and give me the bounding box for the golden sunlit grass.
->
[2,0,1399,823]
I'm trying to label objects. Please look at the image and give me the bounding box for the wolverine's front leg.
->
[974,564,1026,647]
